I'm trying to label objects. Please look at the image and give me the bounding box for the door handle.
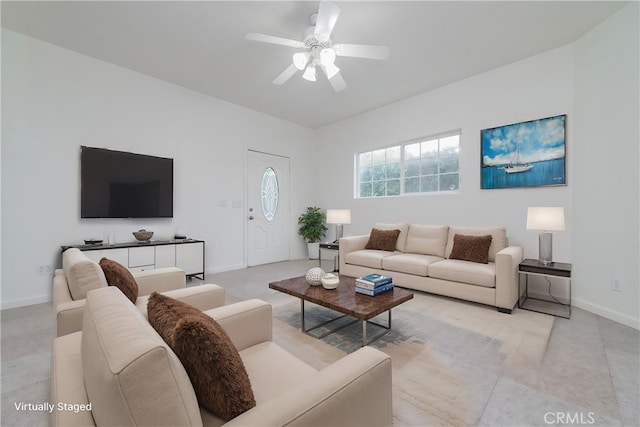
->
[249,215,255,220]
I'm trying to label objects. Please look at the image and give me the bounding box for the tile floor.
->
[1,259,638,426]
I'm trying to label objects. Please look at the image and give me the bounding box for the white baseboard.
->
[525,290,639,330]
[1,294,51,310]
[205,263,247,275]
[572,298,639,330]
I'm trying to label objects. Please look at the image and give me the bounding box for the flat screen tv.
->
[81,146,173,218]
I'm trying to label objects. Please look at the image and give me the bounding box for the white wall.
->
[315,45,574,259]
[572,4,639,328]
[1,30,315,308]
[314,4,639,329]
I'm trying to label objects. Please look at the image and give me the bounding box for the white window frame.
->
[355,130,461,199]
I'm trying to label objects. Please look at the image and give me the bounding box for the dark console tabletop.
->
[61,238,204,252]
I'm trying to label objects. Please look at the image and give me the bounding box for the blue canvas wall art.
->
[481,115,566,189]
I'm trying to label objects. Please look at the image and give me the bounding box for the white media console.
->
[61,239,205,279]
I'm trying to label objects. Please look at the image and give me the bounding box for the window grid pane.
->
[357,133,460,198]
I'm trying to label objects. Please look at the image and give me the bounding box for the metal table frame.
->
[300,300,392,347]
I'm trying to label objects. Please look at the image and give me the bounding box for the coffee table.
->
[269,275,414,347]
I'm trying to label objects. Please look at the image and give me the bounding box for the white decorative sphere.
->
[305,267,325,286]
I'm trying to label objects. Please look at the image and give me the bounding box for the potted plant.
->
[298,207,328,259]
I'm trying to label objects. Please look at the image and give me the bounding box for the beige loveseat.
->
[51,286,393,426]
[54,248,225,336]
[340,223,523,313]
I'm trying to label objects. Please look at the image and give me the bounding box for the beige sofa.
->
[340,223,523,313]
[51,286,393,426]
[54,248,225,336]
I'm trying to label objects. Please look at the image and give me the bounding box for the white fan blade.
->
[333,43,390,60]
[314,1,340,40]
[326,70,347,93]
[245,32,305,49]
[273,64,298,85]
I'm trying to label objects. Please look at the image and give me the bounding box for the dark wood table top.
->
[269,275,414,321]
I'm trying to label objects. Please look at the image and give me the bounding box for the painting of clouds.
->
[481,115,566,189]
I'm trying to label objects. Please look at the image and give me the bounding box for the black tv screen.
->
[81,146,173,218]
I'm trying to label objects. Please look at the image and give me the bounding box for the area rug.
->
[271,291,554,426]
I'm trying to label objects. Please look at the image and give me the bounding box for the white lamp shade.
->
[302,64,316,81]
[326,209,351,225]
[292,52,310,70]
[320,48,336,66]
[526,207,565,231]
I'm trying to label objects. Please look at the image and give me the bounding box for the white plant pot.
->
[307,242,320,259]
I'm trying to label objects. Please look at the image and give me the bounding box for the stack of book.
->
[355,274,393,296]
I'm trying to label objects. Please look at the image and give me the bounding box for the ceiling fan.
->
[245,0,389,92]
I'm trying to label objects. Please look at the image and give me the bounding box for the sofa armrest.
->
[133,267,186,295]
[495,245,524,311]
[53,273,73,306]
[224,346,392,427]
[53,273,86,337]
[204,299,272,351]
[339,235,370,271]
[51,332,95,427]
[163,284,225,311]
[136,284,226,318]
[55,299,87,337]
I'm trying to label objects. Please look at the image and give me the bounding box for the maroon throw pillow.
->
[147,292,256,420]
[449,234,493,264]
[365,228,401,252]
[99,258,138,304]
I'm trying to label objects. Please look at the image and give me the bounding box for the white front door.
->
[247,150,290,266]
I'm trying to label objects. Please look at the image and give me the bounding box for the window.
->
[356,132,460,198]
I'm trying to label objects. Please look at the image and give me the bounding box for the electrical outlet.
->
[612,278,623,293]
[36,264,54,276]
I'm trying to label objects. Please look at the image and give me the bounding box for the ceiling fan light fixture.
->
[292,52,310,70]
[303,64,317,81]
[320,47,336,66]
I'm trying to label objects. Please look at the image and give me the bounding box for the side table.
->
[518,258,571,319]
[319,242,340,272]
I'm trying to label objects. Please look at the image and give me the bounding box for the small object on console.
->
[132,229,153,242]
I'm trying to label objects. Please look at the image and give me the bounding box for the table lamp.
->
[326,209,351,244]
[526,207,565,265]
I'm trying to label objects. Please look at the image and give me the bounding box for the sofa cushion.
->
[405,225,449,257]
[345,249,396,269]
[147,292,256,421]
[449,234,493,264]
[428,259,496,288]
[382,253,443,276]
[239,341,317,404]
[445,226,507,262]
[365,228,401,252]
[81,287,202,427]
[99,258,139,304]
[62,248,108,301]
[373,223,410,252]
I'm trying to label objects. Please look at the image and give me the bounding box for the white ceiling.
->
[2,1,627,128]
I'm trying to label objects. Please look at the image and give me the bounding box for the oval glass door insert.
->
[261,167,279,221]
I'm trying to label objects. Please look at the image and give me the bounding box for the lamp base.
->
[333,224,344,245]
[538,232,553,265]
